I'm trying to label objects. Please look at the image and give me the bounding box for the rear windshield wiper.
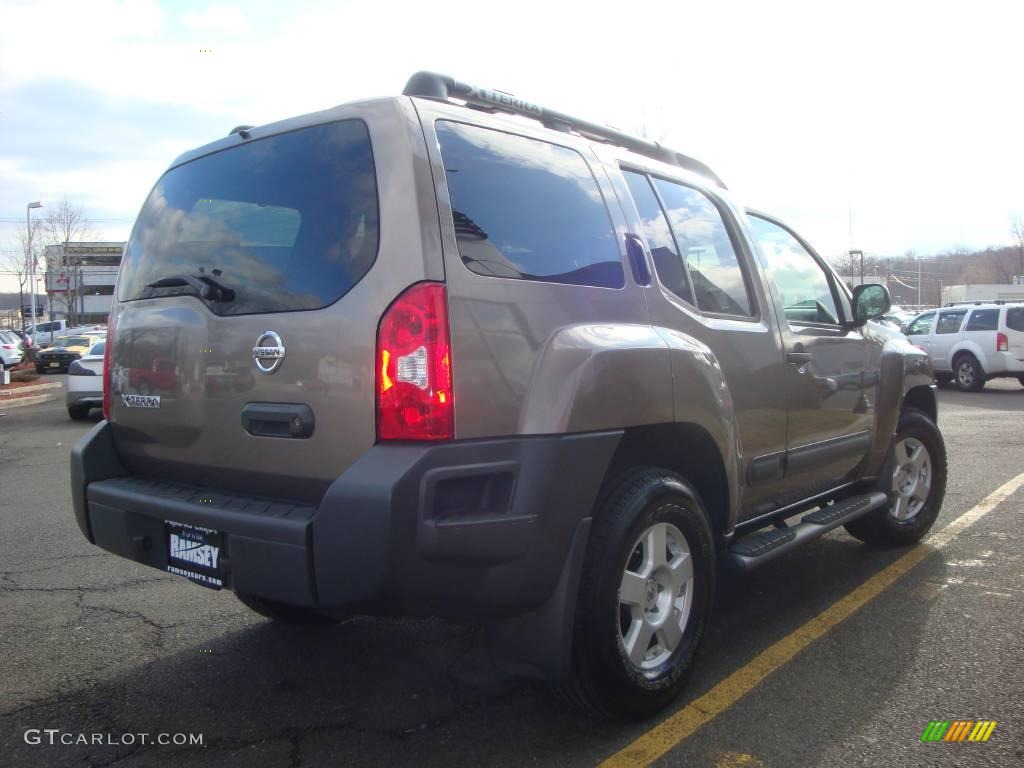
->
[145,274,235,302]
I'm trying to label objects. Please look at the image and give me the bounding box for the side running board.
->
[725,492,888,572]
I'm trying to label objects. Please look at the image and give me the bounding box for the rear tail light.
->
[102,318,115,419]
[376,282,453,440]
[1,343,12,350]
[996,332,1009,352]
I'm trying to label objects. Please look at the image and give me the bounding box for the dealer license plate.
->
[165,520,224,590]
[49,362,60,368]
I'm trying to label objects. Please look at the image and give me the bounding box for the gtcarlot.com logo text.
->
[24,729,203,747]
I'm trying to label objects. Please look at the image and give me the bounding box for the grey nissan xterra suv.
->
[71,71,946,719]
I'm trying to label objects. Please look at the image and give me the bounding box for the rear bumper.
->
[70,421,620,620]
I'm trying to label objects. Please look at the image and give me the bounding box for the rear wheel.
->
[953,353,985,392]
[845,408,947,546]
[235,593,348,625]
[67,404,91,421]
[562,468,715,720]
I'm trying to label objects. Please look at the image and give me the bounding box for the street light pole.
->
[26,201,43,327]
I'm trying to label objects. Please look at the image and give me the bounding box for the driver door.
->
[748,214,871,502]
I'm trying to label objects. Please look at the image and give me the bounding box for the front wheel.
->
[845,408,947,546]
[562,468,715,720]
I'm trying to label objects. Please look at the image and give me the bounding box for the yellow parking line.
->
[599,472,1024,768]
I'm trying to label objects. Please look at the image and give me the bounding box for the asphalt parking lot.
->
[1,378,1022,767]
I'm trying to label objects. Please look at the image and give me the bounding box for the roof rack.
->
[403,71,727,189]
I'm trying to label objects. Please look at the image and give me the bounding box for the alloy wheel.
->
[890,437,932,521]
[618,522,694,674]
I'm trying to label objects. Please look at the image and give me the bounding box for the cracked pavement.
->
[1,377,1022,767]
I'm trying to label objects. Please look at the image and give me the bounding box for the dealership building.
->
[44,242,125,325]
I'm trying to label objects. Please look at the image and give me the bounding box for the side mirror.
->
[850,283,891,327]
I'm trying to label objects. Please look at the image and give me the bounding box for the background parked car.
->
[903,303,1024,391]
[66,338,106,420]
[34,334,104,374]
[0,330,26,370]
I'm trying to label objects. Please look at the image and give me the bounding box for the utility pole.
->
[917,260,922,306]
[850,250,864,285]
[26,201,43,326]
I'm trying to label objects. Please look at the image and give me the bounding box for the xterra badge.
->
[252,331,286,374]
[121,394,161,409]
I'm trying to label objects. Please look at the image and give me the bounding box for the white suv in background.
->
[904,302,1024,391]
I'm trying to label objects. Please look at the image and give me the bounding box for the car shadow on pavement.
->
[1,535,940,768]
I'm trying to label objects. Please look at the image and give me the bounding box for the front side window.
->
[622,170,693,303]
[966,308,999,331]
[936,310,967,334]
[436,121,623,288]
[906,312,934,335]
[654,179,752,316]
[748,215,839,325]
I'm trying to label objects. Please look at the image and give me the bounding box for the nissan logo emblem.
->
[252,331,286,374]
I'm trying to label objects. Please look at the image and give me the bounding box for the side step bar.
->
[725,492,888,572]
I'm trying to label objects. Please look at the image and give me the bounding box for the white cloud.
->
[1,0,1023,266]
[182,4,249,34]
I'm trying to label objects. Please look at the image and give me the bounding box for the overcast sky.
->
[2,0,1023,292]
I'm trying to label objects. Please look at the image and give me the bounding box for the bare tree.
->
[38,197,96,326]
[1012,214,1024,282]
[3,221,44,326]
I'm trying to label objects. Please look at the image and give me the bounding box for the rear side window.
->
[966,308,999,331]
[436,121,623,288]
[1006,307,1024,332]
[622,171,693,303]
[118,119,379,315]
[652,179,753,316]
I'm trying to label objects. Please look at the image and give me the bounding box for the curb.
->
[0,381,64,398]
[0,394,57,411]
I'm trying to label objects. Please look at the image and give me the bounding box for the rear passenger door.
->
[615,169,789,519]
[931,309,968,370]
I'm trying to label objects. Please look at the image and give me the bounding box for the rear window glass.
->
[436,121,623,289]
[966,308,999,331]
[118,119,378,315]
[936,310,966,334]
[1006,307,1024,332]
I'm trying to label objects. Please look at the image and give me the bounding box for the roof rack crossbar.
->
[403,71,726,189]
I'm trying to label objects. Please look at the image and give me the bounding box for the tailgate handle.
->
[241,403,315,439]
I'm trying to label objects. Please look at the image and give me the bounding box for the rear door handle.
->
[787,352,812,364]
[241,402,315,438]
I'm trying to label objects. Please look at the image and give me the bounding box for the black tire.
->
[235,592,348,625]
[952,353,985,392]
[845,408,947,547]
[35,365,45,374]
[67,405,91,421]
[561,468,715,720]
